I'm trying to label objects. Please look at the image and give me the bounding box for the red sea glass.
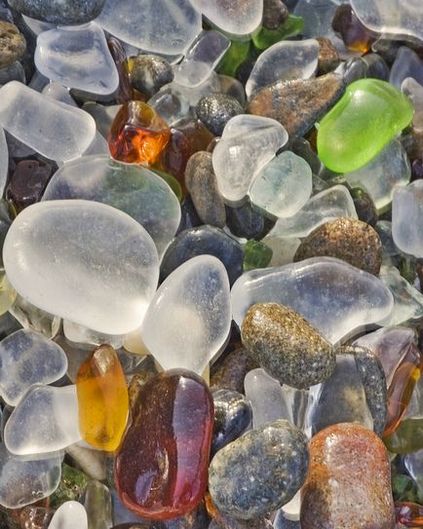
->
[115,369,214,520]
[109,101,170,165]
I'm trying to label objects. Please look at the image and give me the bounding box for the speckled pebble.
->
[212,389,252,455]
[262,0,289,29]
[247,73,345,137]
[0,21,26,69]
[300,423,395,529]
[346,345,388,437]
[316,37,340,75]
[294,218,382,275]
[209,419,309,520]
[196,94,244,137]
[129,54,174,98]
[241,303,335,389]
[185,151,226,228]
[211,347,259,394]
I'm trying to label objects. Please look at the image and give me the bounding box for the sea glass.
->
[317,79,414,173]
[3,200,159,335]
[47,501,88,529]
[392,181,423,258]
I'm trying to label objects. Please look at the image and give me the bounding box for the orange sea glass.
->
[396,502,423,527]
[384,343,422,437]
[76,344,129,452]
[109,101,170,165]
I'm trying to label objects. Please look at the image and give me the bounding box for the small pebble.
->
[294,217,382,275]
[0,21,26,69]
[316,37,340,75]
[212,388,252,455]
[241,302,335,389]
[185,151,226,228]
[211,347,258,394]
[196,94,244,136]
[262,0,289,30]
[247,73,345,137]
[129,54,174,98]
[209,419,309,520]
[8,0,106,25]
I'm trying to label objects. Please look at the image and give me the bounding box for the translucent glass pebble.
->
[402,77,423,133]
[35,23,119,96]
[4,385,81,455]
[244,368,293,428]
[97,0,201,55]
[269,185,357,239]
[389,46,423,89]
[212,115,288,204]
[0,81,95,162]
[351,0,423,42]
[42,155,181,257]
[232,257,394,345]
[173,30,230,89]
[245,39,319,99]
[249,151,312,219]
[392,180,423,258]
[0,329,68,406]
[0,443,62,509]
[0,127,8,197]
[48,501,88,529]
[190,0,263,36]
[141,256,231,374]
[345,140,411,213]
[3,200,159,335]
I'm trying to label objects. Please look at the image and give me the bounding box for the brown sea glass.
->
[332,4,376,54]
[384,343,422,437]
[115,369,214,520]
[6,160,55,212]
[109,102,170,165]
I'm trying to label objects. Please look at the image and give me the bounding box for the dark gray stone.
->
[129,54,174,98]
[8,0,106,25]
[196,94,243,136]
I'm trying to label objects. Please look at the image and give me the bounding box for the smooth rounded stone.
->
[244,368,293,428]
[42,155,180,258]
[300,423,395,529]
[160,226,244,286]
[232,257,394,345]
[316,37,340,75]
[185,152,226,228]
[317,79,414,174]
[5,384,81,455]
[247,73,345,138]
[362,53,390,81]
[212,115,288,205]
[48,501,88,529]
[173,30,230,89]
[209,419,308,520]
[351,0,423,42]
[9,0,105,24]
[0,329,67,406]
[305,353,373,436]
[0,81,96,162]
[129,54,174,98]
[268,185,358,239]
[248,151,312,219]
[142,255,231,374]
[245,39,319,100]
[294,218,382,275]
[211,347,258,394]
[345,140,411,213]
[4,200,159,335]
[116,370,213,520]
[97,0,201,55]
[212,389,252,454]
[0,21,26,69]
[379,265,423,327]
[392,180,423,258]
[35,23,119,96]
[190,0,262,36]
[390,46,423,89]
[226,199,273,240]
[350,188,378,228]
[242,303,334,389]
[196,94,243,137]
[348,345,388,437]
[263,0,289,29]
[0,443,62,509]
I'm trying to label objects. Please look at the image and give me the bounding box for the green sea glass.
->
[317,79,413,173]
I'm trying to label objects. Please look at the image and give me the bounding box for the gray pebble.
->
[209,419,309,520]
[9,0,106,25]
[130,54,174,98]
[196,94,243,136]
